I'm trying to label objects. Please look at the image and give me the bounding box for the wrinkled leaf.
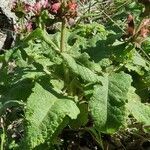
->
[89,72,132,133]
[24,82,79,149]
[62,53,102,83]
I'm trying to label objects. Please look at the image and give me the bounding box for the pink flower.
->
[14,24,21,33]
[33,1,42,15]
[51,2,61,14]
[143,19,150,26]
[65,0,77,19]
[68,1,77,11]
[32,0,50,15]
[11,0,17,12]
[140,27,149,38]
[41,0,49,8]
[25,22,32,32]
[24,3,33,13]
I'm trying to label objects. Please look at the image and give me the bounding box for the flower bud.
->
[51,2,61,14]
[25,22,33,32]
[68,1,77,11]
[24,3,33,13]
[33,1,42,15]
[11,0,17,12]
[140,27,149,37]
[41,0,49,8]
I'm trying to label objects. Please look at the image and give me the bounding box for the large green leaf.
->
[126,87,150,126]
[24,82,80,149]
[62,53,102,83]
[89,72,132,133]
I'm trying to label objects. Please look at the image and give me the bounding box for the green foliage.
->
[62,53,102,83]
[127,87,150,126]
[70,102,88,129]
[0,0,150,149]
[88,72,132,133]
[24,83,79,149]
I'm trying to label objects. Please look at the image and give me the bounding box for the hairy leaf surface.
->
[25,83,80,148]
[89,72,132,133]
[62,53,102,83]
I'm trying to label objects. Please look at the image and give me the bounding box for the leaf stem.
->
[60,19,66,52]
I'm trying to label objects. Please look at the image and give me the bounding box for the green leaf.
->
[62,53,102,83]
[142,37,150,53]
[23,28,59,51]
[127,87,150,126]
[73,23,108,39]
[144,72,150,87]
[76,53,102,73]
[0,79,34,103]
[70,102,88,129]
[89,72,132,133]
[124,50,149,75]
[24,82,79,149]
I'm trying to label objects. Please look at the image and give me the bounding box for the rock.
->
[0,0,16,52]
[0,0,16,21]
[0,0,37,52]
[0,32,7,51]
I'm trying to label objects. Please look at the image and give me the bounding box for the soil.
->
[0,0,35,52]
[57,126,150,150]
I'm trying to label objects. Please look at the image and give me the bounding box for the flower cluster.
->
[11,0,78,34]
[11,0,77,17]
[32,0,49,15]
[49,0,77,20]
[125,14,150,41]
[11,0,49,16]
[14,21,33,33]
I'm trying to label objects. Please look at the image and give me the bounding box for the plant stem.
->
[1,132,5,150]
[1,118,5,150]
[60,19,66,52]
